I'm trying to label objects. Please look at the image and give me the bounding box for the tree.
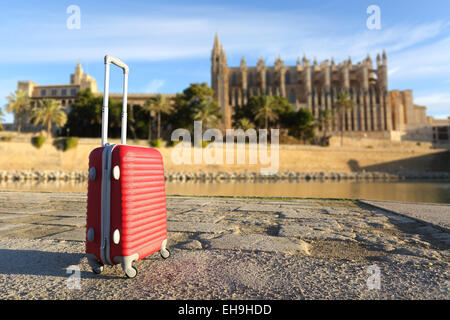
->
[0,108,4,131]
[64,89,124,138]
[169,83,221,132]
[317,109,333,145]
[143,94,172,141]
[254,95,279,129]
[32,99,67,137]
[287,108,316,143]
[193,97,221,131]
[236,118,254,131]
[234,95,293,130]
[332,91,354,146]
[5,89,30,134]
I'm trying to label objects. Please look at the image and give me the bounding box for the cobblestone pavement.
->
[0,191,448,299]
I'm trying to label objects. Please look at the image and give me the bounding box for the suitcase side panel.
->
[85,147,105,261]
[110,145,167,261]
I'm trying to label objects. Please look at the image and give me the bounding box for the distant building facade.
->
[11,62,173,133]
[211,34,435,141]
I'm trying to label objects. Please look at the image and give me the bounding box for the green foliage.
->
[63,89,127,138]
[233,95,294,129]
[5,89,31,134]
[333,91,354,146]
[31,135,46,149]
[201,140,210,148]
[286,108,316,142]
[53,137,79,152]
[166,140,181,147]
[168,83,222,132]
[233,95,314,142]
[150,138,163,148]
[143,94,172,141]
[32,99,67,137]
[0,107,5,131]
[62,86,316,145]
[235,118,254,131]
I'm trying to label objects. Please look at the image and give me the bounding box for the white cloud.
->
[144,79,165,93]
[415,93,450,117]
[388,36,450,80]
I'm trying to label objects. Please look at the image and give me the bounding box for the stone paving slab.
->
[235,203,282,212]
[0,191,449,299]
[40,217,86,227]
[0,223,29,233]
[39,211,86,217]
[47,228,85,241]
[360,199,450,232]
[204,233,310,255]
[167,221,237,234]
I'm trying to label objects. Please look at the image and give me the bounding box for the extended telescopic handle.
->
[101,55,129,147]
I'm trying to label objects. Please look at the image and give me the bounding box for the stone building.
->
[212,34,393,135]
[11,62,173,133]
[18,62,98,115]
[211,34,437,140]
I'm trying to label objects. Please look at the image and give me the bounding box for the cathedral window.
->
[231,73,237,86]
[248,73,254,87]
[289,90,296,105]
[285,72,291,85]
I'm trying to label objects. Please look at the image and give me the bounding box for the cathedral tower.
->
[211,34,231,129]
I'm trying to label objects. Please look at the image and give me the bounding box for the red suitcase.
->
[86,55,170,278]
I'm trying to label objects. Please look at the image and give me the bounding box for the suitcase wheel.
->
[124,266,138,279]
[160,248,170,259]
[92,265,104,275]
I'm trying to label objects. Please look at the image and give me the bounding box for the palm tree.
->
[317,109,332,142]
[143,94,172,141]
[5,89,30,134]
[0,107,5,131]
[193,97,221,131]
[255,95,278,129]
[236,118,254,131]
[332,91,354,146]
[32,99,67,137]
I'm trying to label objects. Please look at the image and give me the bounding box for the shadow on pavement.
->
[0,249,122,279]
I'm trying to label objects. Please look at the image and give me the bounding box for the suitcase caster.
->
[160,239,170,259]
[115,254,139,279]
[92,265,104,275]
[87,254,104,275]
[124,266,138,279]
[160,248,170,259]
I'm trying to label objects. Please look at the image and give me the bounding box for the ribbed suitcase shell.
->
[86,145,167,264]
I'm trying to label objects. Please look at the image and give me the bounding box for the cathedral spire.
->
[212,33,222,56]
[240,56,246,69]
[214,33,220,48]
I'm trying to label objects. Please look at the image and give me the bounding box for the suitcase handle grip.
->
[102,55,129,146]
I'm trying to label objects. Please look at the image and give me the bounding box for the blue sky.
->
[1,0,450,123]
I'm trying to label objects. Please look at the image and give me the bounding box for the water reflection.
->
[1,180,449,204]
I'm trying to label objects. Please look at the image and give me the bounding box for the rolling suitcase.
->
[86,55,170,278]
